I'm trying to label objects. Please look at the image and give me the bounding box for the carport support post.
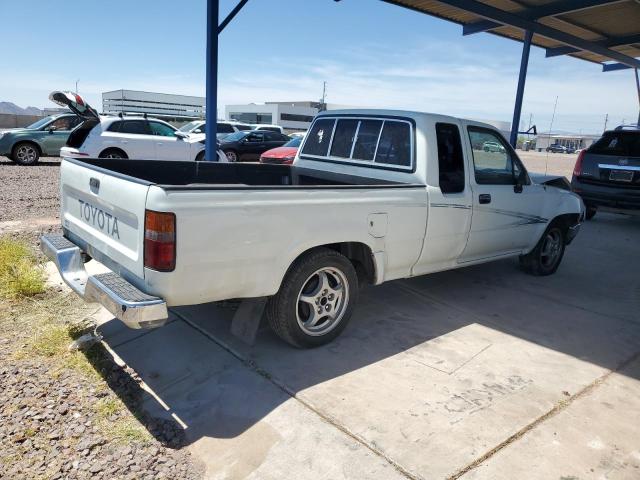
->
[510,29,533,147]
[205,0,219,161]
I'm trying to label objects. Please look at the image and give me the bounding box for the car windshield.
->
[178,121,201,132]
[26,116,55,130]
[223,131,247,142]
[284,137,302,147]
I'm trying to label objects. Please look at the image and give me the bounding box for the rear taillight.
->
[144,210,176,271]
[573,150,586,177]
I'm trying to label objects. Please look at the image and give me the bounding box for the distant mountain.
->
[0,101,42,116]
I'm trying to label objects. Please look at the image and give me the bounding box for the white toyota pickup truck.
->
[43,109,584,348]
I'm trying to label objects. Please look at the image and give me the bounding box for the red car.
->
[259,136,302,164]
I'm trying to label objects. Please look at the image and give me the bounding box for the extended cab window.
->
[468,127,524,185]
[375,121,411,167]
[301,118,335,156]
[436,123,465,193]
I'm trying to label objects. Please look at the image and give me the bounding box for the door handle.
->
[479,194,491,204]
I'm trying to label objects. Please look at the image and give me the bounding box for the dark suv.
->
[571,125,640,219]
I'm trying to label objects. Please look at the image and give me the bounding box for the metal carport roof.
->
[204,0,640,159]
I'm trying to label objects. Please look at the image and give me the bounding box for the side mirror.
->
[48,127,56,133]
[194,128,202,134]
[513,170,527,193]
[174,131,188,139]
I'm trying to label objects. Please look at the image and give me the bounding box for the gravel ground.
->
[0,157,61,222]
[0,289,204,479]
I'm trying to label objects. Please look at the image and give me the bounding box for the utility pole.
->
[527,113,532,130]
[75,79,79,95]
[319,81,327,112]
[603,113,608,132]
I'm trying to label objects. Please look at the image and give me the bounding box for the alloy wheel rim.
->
[296,267,349,336]
[540,229,562,268]
[17,145,36,163]
[226,151,237,162]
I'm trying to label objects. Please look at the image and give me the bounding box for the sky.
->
[1,0,638,134]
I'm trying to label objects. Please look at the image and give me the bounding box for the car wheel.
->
[224,150,238,162]
[195,151,205,162]
[12,142,40,165]
[266,248,358,348]
[519,222,566,276]
[585,206,597,220]
[98,148,128,159]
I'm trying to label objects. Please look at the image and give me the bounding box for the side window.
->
[107,121,122,132]
[217,122,234,133]
[49,116,75,131]
[246,132,264,142]
[468,127,517,185]
[375,121,411,167]
[301,118,335,156]
[119,121,150,135]
[436,123,465,194]
[330,119,359,158]
[353,120,383,161]
[149,121,176,137]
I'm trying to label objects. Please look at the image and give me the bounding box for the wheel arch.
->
[279,242,380,292]
[12,140,42,156]
[98,147,128,158]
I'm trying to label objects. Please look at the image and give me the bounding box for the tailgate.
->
[60,159,149,278]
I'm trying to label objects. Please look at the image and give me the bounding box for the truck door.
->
[460,125,547,262]
[413,122,473,275]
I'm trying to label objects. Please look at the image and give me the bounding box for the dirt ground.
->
[0,151,576,225]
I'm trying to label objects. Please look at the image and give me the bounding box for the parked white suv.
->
[51,91,207,161]
[250,124,285,134]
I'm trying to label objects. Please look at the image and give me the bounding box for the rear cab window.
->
[300,116,413,170]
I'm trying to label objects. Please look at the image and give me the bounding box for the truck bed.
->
[69,158,422,190]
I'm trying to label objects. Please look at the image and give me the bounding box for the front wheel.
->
[12,142,40,165]
[266,248,358,348]
[520,223,566,276]
[585,206,597,220]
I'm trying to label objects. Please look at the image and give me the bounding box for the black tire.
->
[585,206,597,220]
[195,151,205,162]
[266,248,358,348]
[12,142,41,165]
[223,149,239,162]
[519,221,566,276]
[98,148,128,159]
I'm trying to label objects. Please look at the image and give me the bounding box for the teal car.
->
[0,113,82,165]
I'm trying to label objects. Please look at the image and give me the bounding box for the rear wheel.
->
[195,151,205,162]
[520,222,566,276]
[98,148,127,159]
[266,248,358,348]
[12,142,40,165]
[224,149,238,162]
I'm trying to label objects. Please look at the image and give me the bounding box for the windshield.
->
[223,131,247,142]
[284,137,302,147]
[178,121,202,133]
[26,116,55,130]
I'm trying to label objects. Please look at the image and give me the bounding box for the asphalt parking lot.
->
[48,208,640,480]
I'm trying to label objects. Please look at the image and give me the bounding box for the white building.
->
[102,89,205,122]
[535,133,600,151]
[225,102,320,132]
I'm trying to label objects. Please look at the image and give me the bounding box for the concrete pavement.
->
[72,212,640,479]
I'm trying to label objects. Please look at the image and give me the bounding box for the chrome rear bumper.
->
[40,235,168,329]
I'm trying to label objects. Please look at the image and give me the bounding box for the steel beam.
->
[602,62,633,72]
[463,20,500,35]
[218,0,250,34]
[547,33,640,58]
[426,0,640,68]
[205,0,219,161]
[510,30,533,147]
